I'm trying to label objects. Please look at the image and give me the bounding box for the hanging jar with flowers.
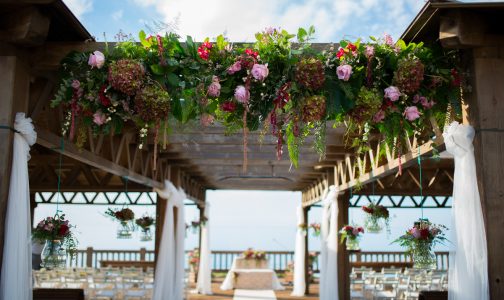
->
[362,203,390,233]
[105,208,135,239]
[135,216,155,241]
[32,214,78,269]
[340,225,364,251]
[309,223,321,237]
[394,219,447,269]
[298,223,308,236]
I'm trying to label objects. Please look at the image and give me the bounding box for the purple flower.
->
[71,80,80,89]
[251,63,269,81]
[365,45,375,58]
[336,64,353,81]
[227,61,242,74]
[234,85,250,104]
[384,33,394,46]
[88,50,105,69]
[264,27,275,35]
[384,86,401,102]
[373,110,385,123]
[207,76,221,97]
[93,110,107,125]
[403,106,422,121]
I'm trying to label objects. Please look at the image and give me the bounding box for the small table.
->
[220,257,284,291]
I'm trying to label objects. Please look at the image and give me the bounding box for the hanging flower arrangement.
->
[340,225,364,251]
[51,27,460,168]
[298,223,308,236]
[135,215,155,241]
[394,218,447,269]
[105,208,135,239]
[188,248,200,272]
[362,203,390,233]
[309,223,321,237]
[33,214,78,269]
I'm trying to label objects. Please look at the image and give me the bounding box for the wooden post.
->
[86,247,93,268]
[195,204,205,282]
[337,191,350,300]
[303,206,310,295]
[0,55,30,277]
[464,46,504,300]
[140,248,146,261]
[30,192,37,225]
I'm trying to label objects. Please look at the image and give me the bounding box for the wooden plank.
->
[0,6,51,46]
[36,128,162,189]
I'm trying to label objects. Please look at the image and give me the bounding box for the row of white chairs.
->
[350,267,448,300]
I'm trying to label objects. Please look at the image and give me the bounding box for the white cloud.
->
[112,9,124,21]
[63,0,93,19]
[131,0,426,42]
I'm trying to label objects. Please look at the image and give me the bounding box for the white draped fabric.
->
[291,206,306,296]
[319,186,339,300]
[152,181,186,300]
[197,204,212,294]
[444,122,489,300]
[0,113,36,300]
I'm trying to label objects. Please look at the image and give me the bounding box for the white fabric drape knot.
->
[0,113,37,300]
[444,122,489,300]
[197,204,212,294]
[291,206,306,296]
[319,185,339,300]
[152,180,186,300]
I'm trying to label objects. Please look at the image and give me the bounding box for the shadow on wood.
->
[33,288,84,300]
[419,291,448,300]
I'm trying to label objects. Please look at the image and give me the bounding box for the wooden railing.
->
[68,248,448,271]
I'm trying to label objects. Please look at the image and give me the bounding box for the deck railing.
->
[68,248,448,271]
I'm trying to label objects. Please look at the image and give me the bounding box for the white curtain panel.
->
[153,181,185,300]
[0,113,36,300]
[444,122,489,300]
[319,186,339,300]
[291,206,306,296]
[197,204,212,294]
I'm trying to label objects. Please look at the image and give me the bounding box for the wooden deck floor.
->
[187,279,319,300]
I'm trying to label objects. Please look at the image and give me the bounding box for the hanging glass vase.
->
[117,221,133,239]
[364,215,384,233]
[346,237,361,251]
[140,227,152,241]
[40,240,67,269]
[412,242,437,269]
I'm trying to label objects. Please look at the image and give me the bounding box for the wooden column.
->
[195,203,205,282]
[154,166,180,261]
[337,191,350,300]
[303,206,310,295]
[30,192,37,225]
[464,46,504,300]
[0,55,30,277]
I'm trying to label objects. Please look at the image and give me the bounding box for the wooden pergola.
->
[0,1,503,299]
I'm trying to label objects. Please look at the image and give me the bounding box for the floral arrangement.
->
[340,225,365,243]
[394,219,447,254]
[32,214,78,257]
[309,223,321,237]
[135,215,154,231]
[188,248,200,269]
[51,27,460,168]
[362,203,390,233]
[105,207,135,224]
[242,248,267,260]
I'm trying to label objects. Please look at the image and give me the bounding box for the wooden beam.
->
[0,6,51,46]
[36,128,163,189]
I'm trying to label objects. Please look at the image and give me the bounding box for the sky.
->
[62,0,503,43]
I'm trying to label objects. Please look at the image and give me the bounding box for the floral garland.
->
[51,27,460,168]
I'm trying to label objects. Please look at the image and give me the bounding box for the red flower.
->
[245,48,259,58]
[420,228,430,240]
[347,43,357,51]
[221,101,237,112]
[357,227,364,233]
[58,224,69,237]
[336,48,345,59]
[343,225,353,231]
[362,206,374,214]
[98,85,111,107]
[451,68,461,87]
[197,46,210,60]
[202,41,213,49]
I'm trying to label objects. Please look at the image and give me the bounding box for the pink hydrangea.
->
[234,85,250,104]
[207,76,221,97]
[336,64,353,81]
[227,61,242,74]
[88,50,105,69]
[384,86,401,101]
[251,63,269,81]
[404,106,422,121]
[93,111,107,125]
[373,110,385,123]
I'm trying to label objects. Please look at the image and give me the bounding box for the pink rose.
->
[200,114,214,127]
[384,86,401,101]
[373,110,385,123]
[352,228,360,236]
[234,85,250,104]
[88,50,105,69]
[227,61,242,74]
[410,227,421,239]
[336,64,352,81]
[251,63,269,81]
[207,76,221,97]
[365,45,375,58]
[412,94,425,104]
[93,111,107,125]
[384,33,394,46]
[421,97,435,109]
[404,106,422,121]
